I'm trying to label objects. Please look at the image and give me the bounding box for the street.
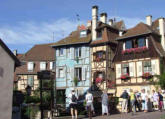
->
[56,111,165,119]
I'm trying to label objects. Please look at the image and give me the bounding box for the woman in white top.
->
[141,89,148,112]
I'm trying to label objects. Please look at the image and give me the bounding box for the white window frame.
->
[59,48,64,56]
[59,68,64,78]
[40,62,46,70]
[75,47,81,58]
[50,62,55,70]
[27,62,34,71]
[74,67,82,80]
[80,30,87,37]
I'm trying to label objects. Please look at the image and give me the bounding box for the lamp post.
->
[25,85,31,119]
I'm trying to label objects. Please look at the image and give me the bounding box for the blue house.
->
[52,25,92,107]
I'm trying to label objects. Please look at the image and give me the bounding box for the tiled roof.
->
[113,20,125,30]
[22,43,55,61]
[51,29,91,47]
[116,22,156,40]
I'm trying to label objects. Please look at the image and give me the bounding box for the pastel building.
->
[52,25,91,107]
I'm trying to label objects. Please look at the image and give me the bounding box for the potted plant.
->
[95,77,103,84]
[120,73,130,80]
[142,72,153,80]
[73,77,79,86]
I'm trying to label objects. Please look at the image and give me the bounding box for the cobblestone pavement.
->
[55,111,165,119]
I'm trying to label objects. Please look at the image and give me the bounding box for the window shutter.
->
[93,53,96,61]
[50,62,53,70]
[56,68,59,78]
[129,62,135,77]
[137,61,142,76]
[56,49,59,56]
[116,64,121,78]
[82,47,85,58]
[151,60,157,75]
[71,67,74,80]
[146,38,149,48]
[123,42,125,50]
[82,67,86,80]
[70,48,74,59]
[86,47,90,57]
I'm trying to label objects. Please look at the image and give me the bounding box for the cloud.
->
[0,19,81,45]
[0,16,144,49]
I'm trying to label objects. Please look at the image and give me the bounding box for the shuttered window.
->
[143,61,152,73]
[75,68,82,80]
[122,63,129,75]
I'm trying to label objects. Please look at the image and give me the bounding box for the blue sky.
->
[0,0,165,53]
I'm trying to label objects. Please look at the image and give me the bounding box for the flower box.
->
[122,46,148,54]
[95,77,103,84]
[142,72,153,79]
[120,73,130,80]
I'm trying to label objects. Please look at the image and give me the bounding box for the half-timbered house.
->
[113,16,165,97]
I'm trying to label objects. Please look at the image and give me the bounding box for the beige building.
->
[114,16,165,97]
[0,39,20,119]
[90,6,125,95]
[15,43,55,92]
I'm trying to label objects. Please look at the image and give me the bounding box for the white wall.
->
[0,45,15,119]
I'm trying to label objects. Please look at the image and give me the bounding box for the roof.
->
[113,20,125,30]
[22,43,55,61]
[0,39,20,66]
[116,22,157,40]
[51,29,91,47]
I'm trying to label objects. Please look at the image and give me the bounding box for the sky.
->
[0,0,165,53]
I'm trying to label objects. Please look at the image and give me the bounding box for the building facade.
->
[113,16,165,97]
[52,25,91,107]
[15,44,55,92]
[90,6,125,95]
[0,39,20,119]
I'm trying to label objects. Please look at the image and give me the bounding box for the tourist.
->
[85,90,94,119]
[152,90,159,111]
[147,90,153,112]
[135,90,141,112]
[120,90,129,113]
[130,89,136,115]
[158,91,163,111]
[141,89,148,112]
[68,90,78,119]
[101,90,109,116]
[162,90,165,110]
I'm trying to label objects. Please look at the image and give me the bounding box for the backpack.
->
[72,94,77,103]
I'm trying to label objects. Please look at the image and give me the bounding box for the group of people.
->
[120,89,165,115]
[68,90,109,119]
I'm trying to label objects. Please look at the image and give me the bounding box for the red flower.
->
[142,72,153,79]
[122,46,148,54]
[121,73,130,80]
[95,77,102,84]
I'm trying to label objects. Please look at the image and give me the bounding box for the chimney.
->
[92,5,98,41]
[13,50,17,56]
[146,15,152,26]
[100,13,107,23]
[108,19,113,26]
[159,18,165,50]
[87,20,92,27]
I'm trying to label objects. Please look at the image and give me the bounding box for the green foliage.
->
[155,59,165,89]
[73,77,79,86]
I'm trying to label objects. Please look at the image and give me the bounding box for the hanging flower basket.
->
[120,73,130,80]
[96,57,101,62]
[142,72,153,80]
[107,80,115,89]
[95,77,103,84]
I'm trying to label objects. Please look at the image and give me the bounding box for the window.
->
[50,62,55,70]
[125,40,132,49]
[80,30,87,37]
[143,61,152,73]
[138,38,145,47]
[27,62,34,71]
[125,38,146,50]
[66,48,70,58]
[75,68,82,80]
[59,69,64,78]
[75,48,81,58]
[122,63,129,75]
[93,51,106,61]
[59,48,64,56]
[40,62,46,70]
[27,75,34,87]
[97,30,102,38]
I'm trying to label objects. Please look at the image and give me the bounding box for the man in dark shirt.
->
[158,91,163,111]
[120,90,129,113]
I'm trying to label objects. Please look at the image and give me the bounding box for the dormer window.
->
[27,62,34,71]
[80,30,87,37]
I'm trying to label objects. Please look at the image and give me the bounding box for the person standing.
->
[130,89,136,115]
[68,90,78,119]
[85,90,94,119]
[101,90,109,116]
[158,91,163,111]
[120,90,129,113]
[152,90,159,111]
[162,91,165,110]
[135,90,141,112]
[141,89,148,112]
